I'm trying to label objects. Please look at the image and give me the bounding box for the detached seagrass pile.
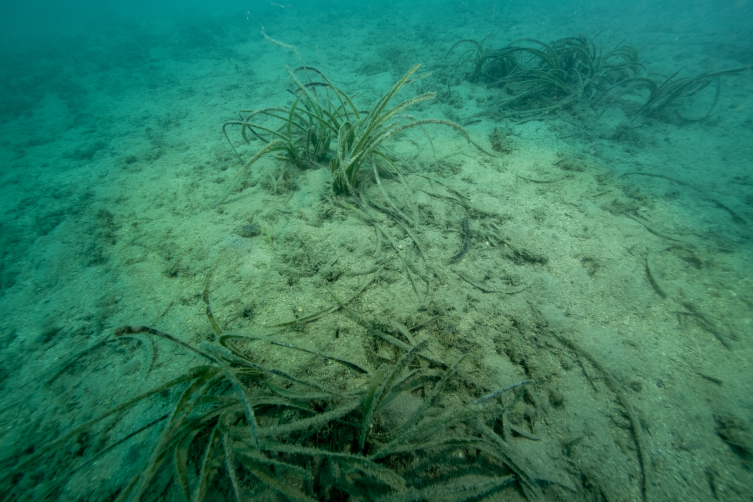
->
[446,33,749,122]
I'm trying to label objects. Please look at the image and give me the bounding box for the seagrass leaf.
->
[219,333,369,374]
[472,379,533,405]
[170,373,219,426]
[323,285,420,356]
[214,139,289,207]
[174,428,199,501]
[204,341,343,397]
[394,354,467,440]
[222,431,244,502]
[263,379,341,402]
[204,345,261,450]
[359,363,389,450]
[380,340,428,400]
[129,372,224,501]
[510,45,558,69]
[376,474,515,502]
[366,92,436,136]
[446,38,483,58]
[169,402,240,454]
[373,402,499,460]
[128,445,176,502]
[251,396,315,412]
[234,446,311,480]
[113,475,141,502]
[257,442,405,490]
[259,398,361,439]
[45,336,140,385]
[361,340,429,451]
[287,93,305,138]
[240,457,317,502]
[91,414,169,465]
[334,457,407,491]
[267,265,381,330]
[468,419,540,496]
[194,420,221,502]
[332,85,361,121]
[3,364,214,489]
[365,64,422,127]
[286,66,324,114]
[379,436,486,456]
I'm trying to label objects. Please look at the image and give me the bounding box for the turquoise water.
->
[1,1,751,500]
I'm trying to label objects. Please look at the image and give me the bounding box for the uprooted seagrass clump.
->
[446,33,750,122]
[446,34,641,119]
[1,313,544,501]
[216,33,481,206]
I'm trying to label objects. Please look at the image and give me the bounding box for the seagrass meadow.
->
[1,1,752,501]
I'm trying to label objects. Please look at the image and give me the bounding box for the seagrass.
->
[446,32,747,124]
[219,34,485,206]
[4,307,543,501]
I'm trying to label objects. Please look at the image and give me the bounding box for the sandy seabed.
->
[1,1,752,500]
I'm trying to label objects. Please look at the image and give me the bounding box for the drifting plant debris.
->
[447,33,748,123]
[551,334,652,502]
[596,66,751,121]
[448,33,631,120]
[449,216,470,263]
[621,172,747,226]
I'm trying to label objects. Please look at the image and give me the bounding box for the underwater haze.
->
[1,0,752,500]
